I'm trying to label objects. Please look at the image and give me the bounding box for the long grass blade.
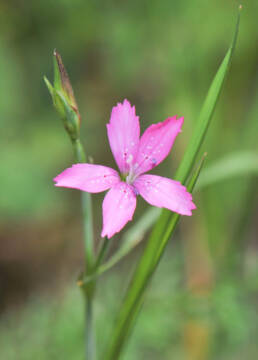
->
[105,8,241,360]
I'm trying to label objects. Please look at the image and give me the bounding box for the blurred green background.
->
[0,0,257,359]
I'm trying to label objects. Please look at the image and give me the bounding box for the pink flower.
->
[54,99,196,238]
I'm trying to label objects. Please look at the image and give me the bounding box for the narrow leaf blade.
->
[105,8,241,360]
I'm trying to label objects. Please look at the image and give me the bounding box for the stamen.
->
[126,154,133,164]
[125,154,138,185]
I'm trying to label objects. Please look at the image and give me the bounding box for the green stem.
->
[82,191,95,272]
[72,138,95,271]
[72,138,96,360]
[72,138,86,163]
[86,295,96,360]
[95,237,110,269]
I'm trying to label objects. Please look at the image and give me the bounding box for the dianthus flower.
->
[54,100,196,238]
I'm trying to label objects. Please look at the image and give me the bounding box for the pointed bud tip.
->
[54,50,64,70]
[52,50,78,111]
[53,48,59,57]
[48,50,81,137]
[54,49,62,63]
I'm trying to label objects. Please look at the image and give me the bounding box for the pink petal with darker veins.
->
[107,99,140,174]
[54,164,120,193]
[134,116,184,176]
[134,174,196,216]
[101,182,137,238]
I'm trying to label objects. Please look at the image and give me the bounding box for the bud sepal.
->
[44,50,81,141]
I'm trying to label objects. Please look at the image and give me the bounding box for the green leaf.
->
[105,8,241,360]
[197,151,258,188]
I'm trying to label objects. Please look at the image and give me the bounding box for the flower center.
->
[120,153,138,185]
[126,170,137,185]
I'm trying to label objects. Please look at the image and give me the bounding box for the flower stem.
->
[72,138,96,360]
[82,191,95,271]
[85,295,96,360]
[72,138,95,271]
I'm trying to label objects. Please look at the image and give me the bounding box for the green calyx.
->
[44,50,81,141]
[120,173,128,182]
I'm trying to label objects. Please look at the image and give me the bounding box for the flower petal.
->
[101,182,137,238]
[107,99,140,174]
[134,174,196,216]
[54,164,120,193]
[134,116,183,175]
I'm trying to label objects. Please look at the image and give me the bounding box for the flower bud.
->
[44,50,81,141]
